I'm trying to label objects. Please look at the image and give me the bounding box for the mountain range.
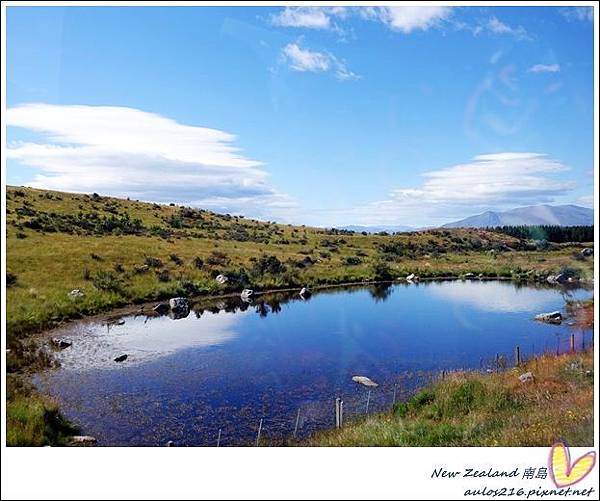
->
[442,204,593,228]
[335,204,593,233]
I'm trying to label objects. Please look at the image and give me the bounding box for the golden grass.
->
[304,350,594,447]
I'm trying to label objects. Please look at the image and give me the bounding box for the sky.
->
[5,5,596,227]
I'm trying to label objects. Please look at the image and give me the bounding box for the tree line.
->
[489,225,594,243]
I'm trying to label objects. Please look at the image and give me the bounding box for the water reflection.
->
[427,280,588,313]
[37,281,594,446]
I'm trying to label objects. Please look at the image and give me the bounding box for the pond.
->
[34,280,594,446]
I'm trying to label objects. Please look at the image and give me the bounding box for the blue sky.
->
[5,5,595,227]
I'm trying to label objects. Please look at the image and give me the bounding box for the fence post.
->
[340,400,344,428]
[256,419,263,447]
[515,345,521,366]
[293,409,300,439]
[365,390,371,414]
[216,428,222,447]
[570,333,575,353]
[335,398,341,429]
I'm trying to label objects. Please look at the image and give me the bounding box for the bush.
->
[7,272,17,287]
[92,271,122,292]
[371,259,393,280]
[169,253,183,266]
[344,256,363,266]
[157,270,170,282]
[193,257,204,269]
[252,255,286,276]
[206,251,230,266]
[144,256,163,268]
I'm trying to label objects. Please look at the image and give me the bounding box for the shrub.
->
[252,255,286,276]
[7,272,17,287]
[344,256,363,266]
[90,253,103,261]
[206,251,230,266]
[169,253,183,266]
[92,271,122,292]
[144,256,163,268]
[193,257,204,269]
[371,259,393,280]
[82,267,91,280]
[157,270,170,282]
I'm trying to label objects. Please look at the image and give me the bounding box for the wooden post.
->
[515,345,521,366]
[335,398,341,429]
[293,409,300,439]
[365,390,371,414]
[339,400,344,428]
[216,428,222,447]
[570,334,575,353]
[256,419,263,447]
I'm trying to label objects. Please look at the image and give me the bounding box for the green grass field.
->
[5,185,595,446]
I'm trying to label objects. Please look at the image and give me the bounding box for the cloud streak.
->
[6,103,296,218]
[529,63,560,73]
[281,42,358,80]
[332,153,576,226]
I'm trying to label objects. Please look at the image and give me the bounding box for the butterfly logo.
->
[549,442,596,488]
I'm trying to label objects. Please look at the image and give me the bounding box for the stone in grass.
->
[518,372,534,383]
[352,375,379,388]
[68,289,84,298]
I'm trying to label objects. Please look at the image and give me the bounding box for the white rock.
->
[215,274,228,284]
[518,372,534,383]
[352,375,379,388]
[534,311,562,324]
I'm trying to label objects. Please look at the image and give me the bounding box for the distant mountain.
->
[443,204,593,228]
[336,224,414,234]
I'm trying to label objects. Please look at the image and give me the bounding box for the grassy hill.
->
[4,185,595,446]
[6,185,593,349]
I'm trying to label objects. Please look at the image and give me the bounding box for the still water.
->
[35,280,593,446]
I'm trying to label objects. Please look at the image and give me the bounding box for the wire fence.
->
[162,334,593,447]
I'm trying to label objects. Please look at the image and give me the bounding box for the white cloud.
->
[281,43,358,80]
[480,16,530,40]
[529,63,560,73]
[359,6,452,33]
[6,103,296,218]
[271,7,335,30]
[560,7,593,23]
[333,153,576,226]
[576,195,594,208]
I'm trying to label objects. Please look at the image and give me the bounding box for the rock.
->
[215,274,228,284]
[240,289,254,302]
[114,354,128,363]
[153,302,170,315]
[51,338,72,349]
[169,297,189,313]
[464,273,475,279]
[70,435,97,445]
[546,275,557,284]
[352,375,379,388]
[518,372,534,383]
[534,311,562,324]
[580,248,593,257]
[166,441,175,447]
[68,289,84,298]
[406,273,415,281]
[554,273,567,284]
[134,264,150,273]
[299,286,312,298]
